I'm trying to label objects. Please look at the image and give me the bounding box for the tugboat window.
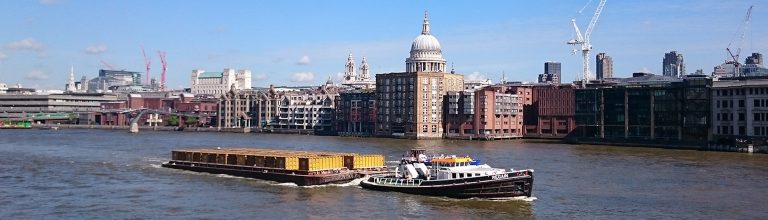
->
[452,173,457,179]
[459,173,464,178]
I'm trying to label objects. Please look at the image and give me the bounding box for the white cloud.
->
[466,72,488,81]
[253,73,268,80]
[291,72,315,82]
[0,52,7,60]
[297,55,311,65]
[84,45,108,54]
[5,38,45,52]
[39,0,61,5]
[24,70,49,80]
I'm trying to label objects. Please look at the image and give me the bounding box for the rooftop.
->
[198,72,223,78]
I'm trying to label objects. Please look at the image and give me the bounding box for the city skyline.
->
[0,0,765,89]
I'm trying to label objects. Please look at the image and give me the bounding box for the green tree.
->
[67,113,78,124]
[185,117,198,127]
[167,115,179,126]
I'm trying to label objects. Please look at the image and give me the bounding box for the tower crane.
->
[726,5,753,77]
[158,51,167,91]
[141,46,151,85]
[100,60,116,70]
[567,0,606,86]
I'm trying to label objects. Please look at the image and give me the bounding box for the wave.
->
[484,196,537,202]
[144,157,167,163]
[435,196,537,202]
[298,176,368,188]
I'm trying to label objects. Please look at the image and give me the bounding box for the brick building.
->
[335,90,376,136]
[444,86,523,139]
[526,84,576,138]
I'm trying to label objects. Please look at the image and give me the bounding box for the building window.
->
[739,100,745,108]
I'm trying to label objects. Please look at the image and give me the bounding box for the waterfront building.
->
[444,85,523,139]
[0,93,119,114]
[335,90,376,136]
[0,93,120,124]
[375,11,464,139]
[253,85,282,131]
[711,77,768,140]
[663,51,685,78]
[596,53,613,80]
[218,87,255,128]
[537,62,561,84]
[573,73,711,145]
[191,68,252,96]
[88,69,142,92]
[341,54,375,89]
[252,82,339,134]
[525,84,576,138]
[275,82,339,134]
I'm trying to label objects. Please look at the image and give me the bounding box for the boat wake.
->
[434,196,537,202]
[268,176,368,188]
[144,157,167,163]
[485,196,537,202]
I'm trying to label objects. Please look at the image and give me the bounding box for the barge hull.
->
[162,161,359,186]
[360,174,533,199]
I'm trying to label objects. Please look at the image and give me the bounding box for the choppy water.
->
[1,129,766,219]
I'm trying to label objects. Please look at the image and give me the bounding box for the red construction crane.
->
[158,51,167,91]
[141,46,151,85]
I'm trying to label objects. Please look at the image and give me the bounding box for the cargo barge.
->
[161,148,387,186]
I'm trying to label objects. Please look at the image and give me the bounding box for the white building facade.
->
[712,78,768,137]
[191,68,252,96]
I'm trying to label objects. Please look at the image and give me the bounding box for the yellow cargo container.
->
[286,157,298,170]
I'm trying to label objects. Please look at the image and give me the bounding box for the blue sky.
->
[0,0,765,89]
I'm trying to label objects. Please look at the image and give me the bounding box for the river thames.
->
[1,129,766,219]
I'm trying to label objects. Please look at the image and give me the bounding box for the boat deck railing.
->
[371,177,423,186]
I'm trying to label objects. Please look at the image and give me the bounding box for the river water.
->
[0,129,766,219]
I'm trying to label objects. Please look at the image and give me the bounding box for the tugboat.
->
[360,149,534,199]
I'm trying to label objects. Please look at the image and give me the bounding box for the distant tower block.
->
[596,53,613,80]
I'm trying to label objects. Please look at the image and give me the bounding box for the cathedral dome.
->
[405,11,446,73]
[411,34,442,53]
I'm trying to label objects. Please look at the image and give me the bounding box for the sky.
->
[0,0,766,90]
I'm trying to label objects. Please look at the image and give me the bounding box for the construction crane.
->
[726,5,753,76]
[100,60,116,70]
[158,51,167,91]
[567,0,606,86]
[141,46,151,85]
